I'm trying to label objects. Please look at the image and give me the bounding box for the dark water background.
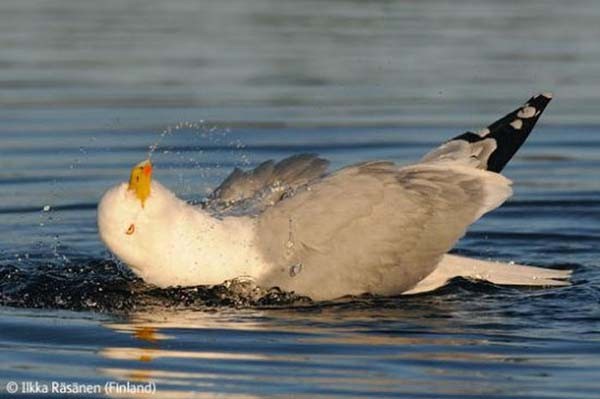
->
[1,0,599,398]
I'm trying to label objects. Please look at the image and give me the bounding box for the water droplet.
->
[289,263,303,277]
[284,218,297,257]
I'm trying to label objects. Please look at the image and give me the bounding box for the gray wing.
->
[255,161,512,300]
[254,93,552,299]
[203,154,329,215]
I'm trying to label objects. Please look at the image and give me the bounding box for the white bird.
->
[98,93,570,300]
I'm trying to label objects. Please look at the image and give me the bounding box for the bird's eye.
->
[126,224,135,235]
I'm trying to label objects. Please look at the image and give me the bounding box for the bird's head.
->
[98,158,223,287]
[98,159,171,278]
[128,159,153,207]
[97,160,152,271]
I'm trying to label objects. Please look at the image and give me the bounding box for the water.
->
[1,0,600,398]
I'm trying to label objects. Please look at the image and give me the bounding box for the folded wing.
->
[256,162,512,299]
[255,93,553,299]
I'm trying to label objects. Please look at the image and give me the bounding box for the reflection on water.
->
[1,280,598,397]
[100,309,466,398]
[91,301,598,398]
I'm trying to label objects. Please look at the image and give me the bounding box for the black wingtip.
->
[485,92,553,172]
[451,92,553,173]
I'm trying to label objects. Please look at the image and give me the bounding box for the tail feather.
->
[404,254,571,295]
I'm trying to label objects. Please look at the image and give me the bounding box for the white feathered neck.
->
[97,181,265,287]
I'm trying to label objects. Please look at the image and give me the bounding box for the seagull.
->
[98,93,570,300]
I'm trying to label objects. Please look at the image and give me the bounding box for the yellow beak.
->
[128,159,153,207]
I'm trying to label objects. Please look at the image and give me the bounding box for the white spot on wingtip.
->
[510,119,523,130]
[476,128,490,137]
[517,106,536,119]
[541,92,553,99]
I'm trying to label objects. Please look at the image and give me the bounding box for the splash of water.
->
[144,121,250,200]
[0,259,312,312]
[147,120,212,159]
[148,125,173,159]
[11,121,257,311]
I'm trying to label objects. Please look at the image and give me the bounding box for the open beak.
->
[128,159,153,207]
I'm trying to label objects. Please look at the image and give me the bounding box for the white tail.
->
[404,254,572,295]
